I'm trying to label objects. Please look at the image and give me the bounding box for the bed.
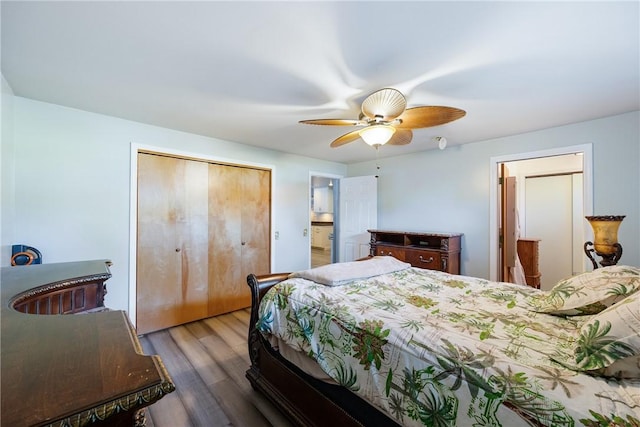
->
[246,257,640,426]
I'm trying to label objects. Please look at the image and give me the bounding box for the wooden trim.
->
[137,149,273,172]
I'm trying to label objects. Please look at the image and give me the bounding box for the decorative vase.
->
[584,215,625,268]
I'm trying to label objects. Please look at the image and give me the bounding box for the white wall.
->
[348,111,640,279]
[1,74,16,266]
[5,93,639,311]
[7,97,347,311]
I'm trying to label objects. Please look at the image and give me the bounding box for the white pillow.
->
[289,256,411,286]
[552,292,640,378]
[527,265,640,316]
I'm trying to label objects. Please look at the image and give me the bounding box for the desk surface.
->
[1,260,175,426]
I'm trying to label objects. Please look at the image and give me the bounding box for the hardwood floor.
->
[311,247,332,268]
[138,309,294,427]
[139,254,334,426]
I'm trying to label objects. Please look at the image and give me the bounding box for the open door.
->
[488,145,592,283]
[338,176,377,262]
[499,164,518,282]
[310,175,338,268]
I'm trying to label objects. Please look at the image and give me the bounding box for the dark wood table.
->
[1,260,175,426]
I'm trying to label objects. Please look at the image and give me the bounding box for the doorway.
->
[310,175,338,268]
[489,144,594,284]
[504,157,584,290]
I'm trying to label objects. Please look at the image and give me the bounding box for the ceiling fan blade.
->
[330,129,362,148]
[387,129,413,145]
[396,106,466,129]
[299,119,364,126]
[361,88,407,121]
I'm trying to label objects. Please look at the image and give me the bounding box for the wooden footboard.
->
[246,273,399,427]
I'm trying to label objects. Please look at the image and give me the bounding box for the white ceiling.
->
[2,1,638,164]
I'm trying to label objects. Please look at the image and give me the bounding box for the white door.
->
[525,175,573,290]
[338,176,377,262]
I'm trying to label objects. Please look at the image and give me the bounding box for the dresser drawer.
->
[375,245,406,261]
[405,249,441,270]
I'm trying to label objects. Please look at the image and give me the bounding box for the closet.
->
[136,152,271,334]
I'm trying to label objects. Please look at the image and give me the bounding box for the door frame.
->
[488,143,593,281]
[129,143,275,328]
[309,171,343,268]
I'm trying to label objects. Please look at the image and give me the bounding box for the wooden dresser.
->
[517,238,542,288]
[368,229,463,274]
[1,260,175,427]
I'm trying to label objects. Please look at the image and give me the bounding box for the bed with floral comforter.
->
[256,257,640,427]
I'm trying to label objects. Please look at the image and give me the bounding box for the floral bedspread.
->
[257,267,640,427]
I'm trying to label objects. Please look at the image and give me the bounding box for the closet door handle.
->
[175,248,181,252]
[241,241,246,246]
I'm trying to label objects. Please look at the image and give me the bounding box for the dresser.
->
[368,230,463,274]
[517,238,542,288]
[1,260,175,427]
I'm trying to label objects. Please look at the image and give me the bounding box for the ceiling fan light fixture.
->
[361,88,406,120]
[300,88,464,149]
[360,125,396,146]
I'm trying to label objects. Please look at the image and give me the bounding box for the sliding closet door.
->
[208,164,242,316]
[137,153,271,332]
[137,153,209,334]
[208,165,271,316]
[240,167,271,282]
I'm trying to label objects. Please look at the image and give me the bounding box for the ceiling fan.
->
[299,88,466,148]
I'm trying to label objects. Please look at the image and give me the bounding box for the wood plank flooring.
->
[311,247,332,268]
[138,309,294,427]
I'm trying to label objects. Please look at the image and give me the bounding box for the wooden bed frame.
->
[246,273,400,427]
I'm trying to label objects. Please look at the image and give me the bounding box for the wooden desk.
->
[1,260,175,426]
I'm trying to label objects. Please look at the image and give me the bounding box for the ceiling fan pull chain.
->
[375,146,381,179]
